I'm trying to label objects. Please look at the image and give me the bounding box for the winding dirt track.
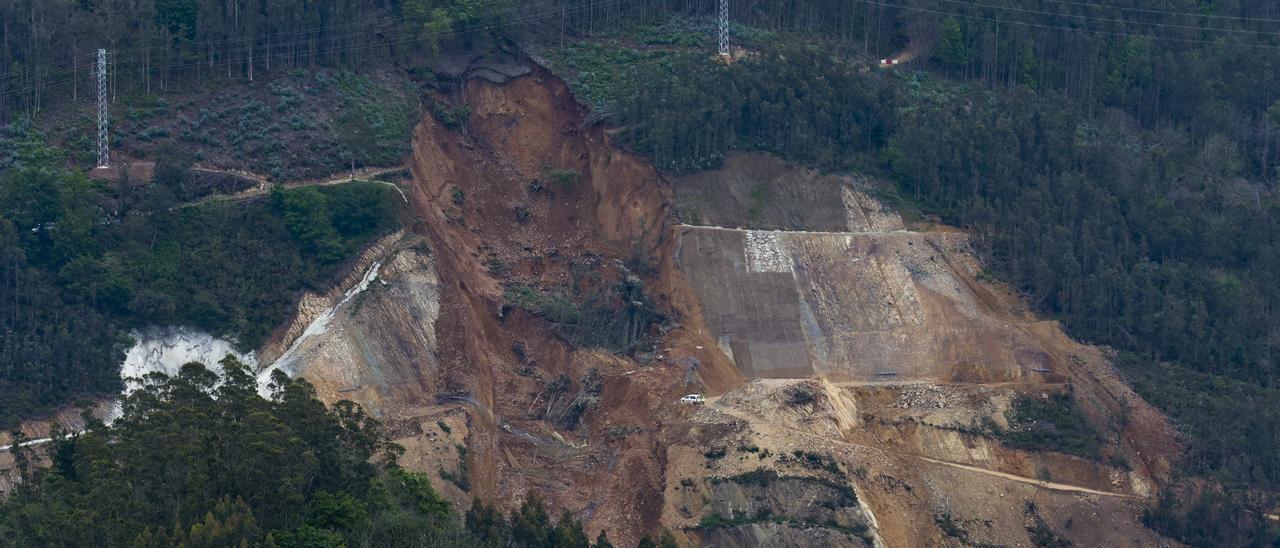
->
[911,455,1137,498]
[185,164,408,207]
[706,395,1138,499]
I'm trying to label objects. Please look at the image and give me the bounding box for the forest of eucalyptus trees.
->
[6,0,1280,179]
[0,0,512,119]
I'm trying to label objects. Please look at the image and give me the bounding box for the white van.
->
[680,394,706,405]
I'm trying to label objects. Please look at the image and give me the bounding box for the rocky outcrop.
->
[272,241,442,418]
[258,230,407,366]
[120,326,257,390]
[287,63,747,546]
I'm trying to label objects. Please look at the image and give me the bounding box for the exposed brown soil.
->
[659,154,1185,545]
[673,153,852,231]
[3,63,1192,547]
[383,66,1186,545]
[401,64,741,545]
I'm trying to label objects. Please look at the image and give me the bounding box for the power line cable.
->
[0,0,572,86]
[2,1,574,96]
[917,0,1280,37]
[1,0,623,102]
[12,0,1280,103]
[1032,0,1280,24]
[853,0,1280,50]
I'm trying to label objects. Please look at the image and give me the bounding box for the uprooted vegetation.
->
[439,444,471,493]
[503,273,662,355]
[1023,501,1073,548]
[783,450,844,476]
[786,385,817,407]
[709,469,857,508]
[530,368,605,431]
[934,512,1001,548]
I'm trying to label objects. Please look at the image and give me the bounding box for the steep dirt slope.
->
[2,66,741,544]
[383,65,742,545]
[272,71,1187,546]
[2,68,1189,546]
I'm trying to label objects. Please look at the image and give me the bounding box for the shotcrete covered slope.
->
[680,224,1033,381]
[275,72,1182,546]
[663,155,1184,546]
[678,179,1057,383]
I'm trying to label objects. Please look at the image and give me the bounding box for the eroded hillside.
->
[262,64,742,546]
[663,154,1183,546]
[268,67,1186,546]
[0,61,1190,546]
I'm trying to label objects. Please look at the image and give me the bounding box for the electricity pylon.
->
[718,0,730,58]
[96,49,109,168]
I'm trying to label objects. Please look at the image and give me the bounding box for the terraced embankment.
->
[658,153,1184,546]
[266,72,1184,546]
[4,64,1192,547]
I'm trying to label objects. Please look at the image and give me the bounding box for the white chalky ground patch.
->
[120,327,257,392]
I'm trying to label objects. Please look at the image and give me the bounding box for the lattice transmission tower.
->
[718,0,730,58]
[96,49,109,168]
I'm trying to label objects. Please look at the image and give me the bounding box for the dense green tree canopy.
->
[0,359,611,547]
[0,358,463,546]
[0,124,399,425]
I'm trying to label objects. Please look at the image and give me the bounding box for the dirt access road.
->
[185,164,409,207]
[705,394,1137,499]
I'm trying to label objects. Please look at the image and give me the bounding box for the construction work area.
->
[677,183,1062,384]
[0,65,1187,547]
[661,154,1182,546]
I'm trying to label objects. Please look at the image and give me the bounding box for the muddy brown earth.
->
[388,65,742,546]
[0,65,1188,546]
[274,68,1186,546]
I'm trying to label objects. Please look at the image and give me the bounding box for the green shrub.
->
[545,168,580,192]
[998,393,1101,460]
[334,72,415,167]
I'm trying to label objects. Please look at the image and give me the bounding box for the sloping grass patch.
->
[998,393,1101,460]
[333,72,417,168]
